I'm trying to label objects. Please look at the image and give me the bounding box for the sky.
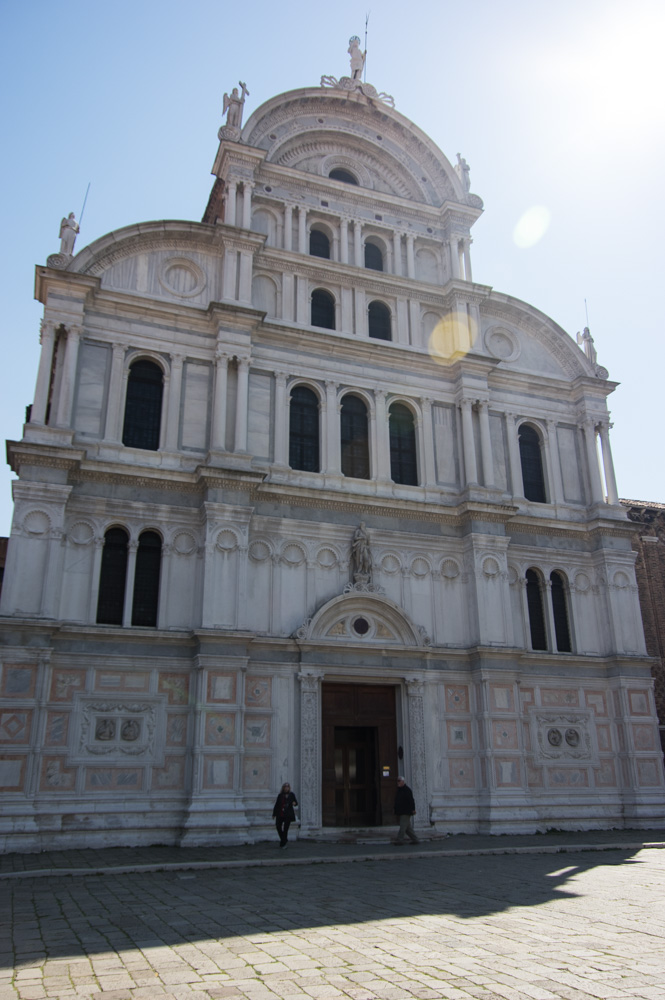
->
[1,0,664,534]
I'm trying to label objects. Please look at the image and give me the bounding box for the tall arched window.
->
[519,424,546,502]
[389,403,418,485]
[364,242,383,272]
[131,531,162,627]
[309,229,330,259]
[329,168,358,185]
[368,301,392,341]
[122,359,163,451]
[526,569,547,651]
[96,527,129,625]
[341,394,370,479]
[550,571,572,652]
[311,289,336,330]
[289,386,320,472]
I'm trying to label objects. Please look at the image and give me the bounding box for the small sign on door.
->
[382,765,391,777]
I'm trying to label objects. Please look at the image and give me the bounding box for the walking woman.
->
[272,782,298,848]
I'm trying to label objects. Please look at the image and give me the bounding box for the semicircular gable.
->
[481,293,600,381]
[293,591,430,646]
[242,88,463,207]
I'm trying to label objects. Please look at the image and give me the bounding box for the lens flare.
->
[513,205,551,249]
[428,311,478,364]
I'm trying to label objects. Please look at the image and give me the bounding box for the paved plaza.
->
[2,841,665,1000]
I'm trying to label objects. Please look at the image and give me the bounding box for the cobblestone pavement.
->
[2,844,665,1000]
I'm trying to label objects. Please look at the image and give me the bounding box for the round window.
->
[352,617,370,636]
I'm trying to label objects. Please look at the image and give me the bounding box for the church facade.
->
[1,51,663,851]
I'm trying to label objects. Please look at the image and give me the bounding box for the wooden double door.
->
[322,683,398,827]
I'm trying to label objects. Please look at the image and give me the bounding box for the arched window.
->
[368,301,392,341]
[389,403,418,485]
[131,531,162,627]
[309,229,330,259]
[122,359,163,451]
[526,569,547,651]
[329,168,358,185]
[96,527,129,625]
[289,386,320,472]
[364,242,384,272]
[311,289,335,330]
[341,394,370,479]
[550,571,572,652]
[519,424,546,502]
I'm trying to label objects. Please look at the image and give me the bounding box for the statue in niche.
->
[455,153,471,193]
[576,327,597,365]
[348,36,366,79]
[95,718,116,741]
[351,522,372,581]
[223,81,249,129]
[59,212,79,256]
[121,718,141,742]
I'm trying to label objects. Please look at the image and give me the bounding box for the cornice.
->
[7,440,85,476]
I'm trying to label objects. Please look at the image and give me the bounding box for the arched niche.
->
[294,592,429,646]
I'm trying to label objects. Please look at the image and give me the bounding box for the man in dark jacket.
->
[394,776,419,844]
[272,782,298,848]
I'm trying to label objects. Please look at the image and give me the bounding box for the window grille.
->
[131,531,161,627]
[368,301,392,341]
[364,243,383,271]
[122,360,163,450]
[289,386,320,472]
[341,395,370,479]
[311,289,336,330]
[526,569,547,650]
[389,403,418,485]
[550,571,572,652]
[519,424,547,502]
[96,527,129,625]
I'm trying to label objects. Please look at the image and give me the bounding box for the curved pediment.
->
[242,87,466,209]
[293,590,430,647]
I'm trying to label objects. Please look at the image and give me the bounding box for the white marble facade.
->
[0,66,663,852]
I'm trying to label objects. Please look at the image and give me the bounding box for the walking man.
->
[394,775,419,844]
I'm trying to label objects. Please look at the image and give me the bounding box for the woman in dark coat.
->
[272,782,298,848]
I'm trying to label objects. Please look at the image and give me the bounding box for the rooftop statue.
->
[455,154,471,194]
[223,81,249,130]
[321,36,394,108]
[59,212,79,256]
[577,326,609,380]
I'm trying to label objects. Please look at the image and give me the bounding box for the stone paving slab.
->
[3,845,665,999]
[1,830,664,880]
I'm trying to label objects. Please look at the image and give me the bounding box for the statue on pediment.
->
[348,36,366,79]
[59,212,79,256]
[455,154,471,194]
[223,81,249,129]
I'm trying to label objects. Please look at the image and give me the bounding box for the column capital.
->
[374,388,387,403]
[237,356,251,372]
[39,319,56,342]
[215,348,230,364]
[169,352,184,368]
[420,396,432,412]
[274,370,289,385]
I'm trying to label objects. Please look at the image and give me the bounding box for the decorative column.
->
[420,398,436,487]
[460,398,478,485]
[122,540,138,627]
[283,204,293,251]
[408,300,420,346]
[222,248,237,300]
[103,343,126,442]
[30,321,56,425]
[478,400,494,487]
[462,238,473,282]
[234,357,250,453]
[298,670,324,834]
[543,577,556,651]
[156,543,172,628]
[506,412,524,497]
[211,351,229,451]
[88,536,105,622]
[282,272,295,322]
[354,287,365,337]
[225,179,238,227]
[598,421,619,504]
[324,380,340,474]
[340,218,349,264]
[238,251,253,303]
[165,354,184,451]
[545,420,564,504]
[274,372,289,466]
[405,678,429,830]
[374,390,391,481]
[449,237,461,280]
[406,234,416,279]
[353,219,362,266]
[55,324,81,427]
[241,181,254,230]
[583,419,604,504]
[393,232,402,276]
[298,205,307,253]
[296,276,308,325]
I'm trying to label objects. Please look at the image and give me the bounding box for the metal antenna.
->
[364,11,370,82]
[584,298,590,330]
[79,182,91,227]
